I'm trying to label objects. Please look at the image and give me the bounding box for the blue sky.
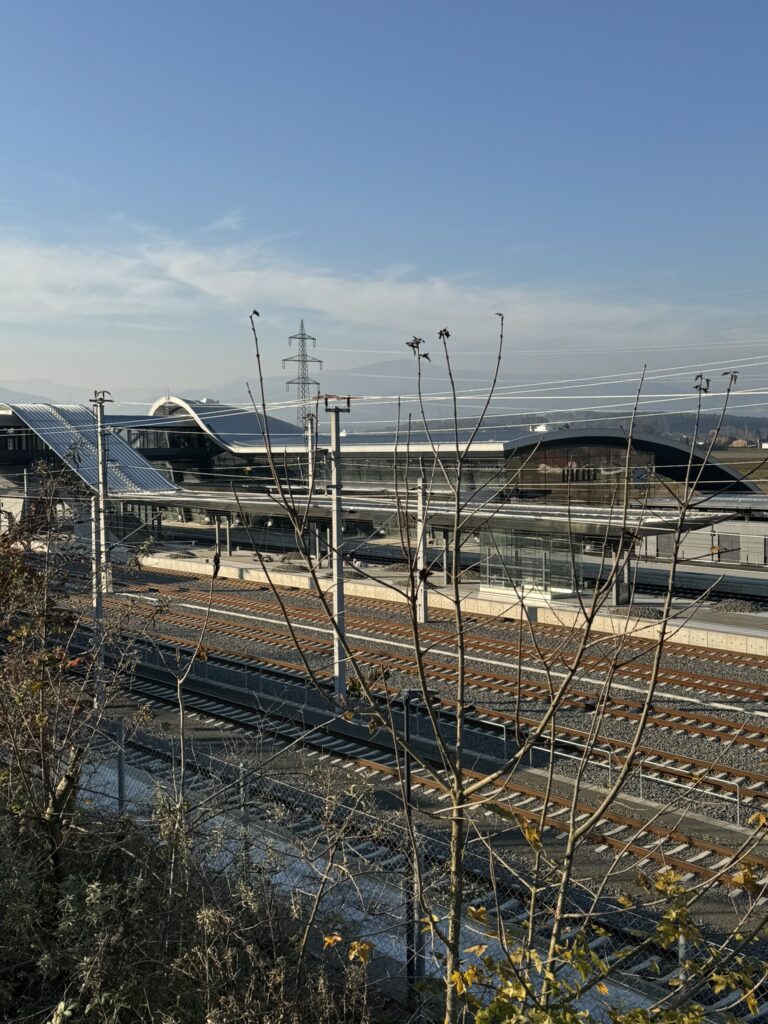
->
[1,0,767,401]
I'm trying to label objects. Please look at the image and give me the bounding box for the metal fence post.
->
[401,690,423,1018]
[239,761,248,879]
[678,933,688,981]
[117,719,125,814]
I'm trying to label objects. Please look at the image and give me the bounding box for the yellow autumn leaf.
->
[467,905,488,924]
[732,866,758,892]
[617,893,634,908]
[464,964,480,987]
[597,982,609,996]
[654,867,684,895]
[323,932,342,949]
[502,980,527,1000]
[746,991,759,1016]
[451,970,467,996]
[348,940,373,964]
[518,817,541,846]
[464,944,488,958]
[748,811,768,829]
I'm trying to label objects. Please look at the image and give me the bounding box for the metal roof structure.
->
[9,404,177,495]
[131,488,728,540]
[145,399,759,494]
[0,398,729,540]
[645,493,768,518]
[146,396,302,451]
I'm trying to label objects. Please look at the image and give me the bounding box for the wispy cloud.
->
[0,224,763,387]
[199,210,243,233]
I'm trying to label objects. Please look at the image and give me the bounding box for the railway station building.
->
[0,396,757,600]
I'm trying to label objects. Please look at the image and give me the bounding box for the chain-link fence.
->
[74,716,702,1021]
[77,716,455,998]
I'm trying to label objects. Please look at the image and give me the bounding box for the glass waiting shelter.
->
[478,504,728,600]
[482,528,584,594]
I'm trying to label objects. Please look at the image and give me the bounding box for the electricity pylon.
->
[283,320,322,426]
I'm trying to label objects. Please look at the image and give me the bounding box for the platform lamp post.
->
[324,395,353,702]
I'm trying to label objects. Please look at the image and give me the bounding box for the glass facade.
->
[314,444,657,506]
[503,445,655,505]
[317,453,509,495]
[717,532,741,563]
[481,527,585,594]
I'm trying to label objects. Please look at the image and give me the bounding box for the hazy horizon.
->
[1,2,767,425]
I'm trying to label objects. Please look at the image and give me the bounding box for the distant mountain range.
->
[0,383,58,404]
[0,358,498,414]
[4,362,766,444]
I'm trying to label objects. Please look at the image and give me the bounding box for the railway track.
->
[122,573,768,705]
[115,599,768,759]
[134,617,768,810]
[91,571,768,815]
[97,703,766,1018]
[117,639,768,894]
[70,567,768,887]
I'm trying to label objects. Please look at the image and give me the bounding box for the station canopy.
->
[7,404,177,495]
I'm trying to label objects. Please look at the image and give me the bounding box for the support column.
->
[91,495,101,622]
[416,477,428,624]
[214,515,221,555]
[305,411,317,497]
[93,390,112,595]
[612,541,631,606]
[91,495,104,707]
[314,522,322,565]
[442,530,451,586]
[327,399,352,701]
[225,514,232,556]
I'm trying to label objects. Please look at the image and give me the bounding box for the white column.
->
[93,394,112,594]
[329,408,346,700]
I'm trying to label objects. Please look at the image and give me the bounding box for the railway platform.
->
[138,543,768,658]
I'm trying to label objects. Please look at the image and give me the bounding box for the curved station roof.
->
[3,403,177,495]
[147,398,760,495]
[147,396,303,452]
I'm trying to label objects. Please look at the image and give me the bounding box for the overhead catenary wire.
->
[58,350,768,425]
